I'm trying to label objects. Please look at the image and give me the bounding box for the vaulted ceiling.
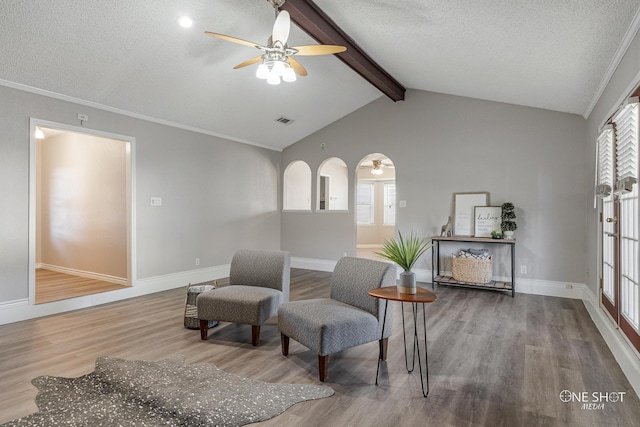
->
[1,1,639,150]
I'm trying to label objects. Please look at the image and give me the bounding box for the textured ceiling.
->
[1,1,639,150]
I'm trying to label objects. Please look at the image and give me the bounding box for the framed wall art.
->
[453,192,489,236]
[474,206,502,237]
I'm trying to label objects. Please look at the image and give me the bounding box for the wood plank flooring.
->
[1,269,639,426]
[35,269,129,304]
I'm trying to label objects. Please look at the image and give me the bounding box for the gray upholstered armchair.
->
[196,249,291,346]
[278,256,396,381]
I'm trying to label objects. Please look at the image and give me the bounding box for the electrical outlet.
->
[150,197,162,206]
[195,258,200,266]
[520,265,527,275]
[399,200,407,208]
[77,113,89,121]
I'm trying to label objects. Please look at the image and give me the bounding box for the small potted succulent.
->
[375,231,434,294]
[501,202,517,239]
[490,230,502,239]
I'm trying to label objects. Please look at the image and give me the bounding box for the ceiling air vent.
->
[275,116,294,125]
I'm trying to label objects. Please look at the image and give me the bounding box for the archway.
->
[355,154,396,260]
[317,157,348,211]
[283,160,312,211]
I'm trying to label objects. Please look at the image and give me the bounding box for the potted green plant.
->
[501,202,517,239]
[375,231,434,294]
[490,230,502,239]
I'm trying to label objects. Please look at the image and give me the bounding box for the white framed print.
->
[453,192,489,236]
[474,206,502,237]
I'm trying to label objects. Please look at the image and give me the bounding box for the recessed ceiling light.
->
[177,16,194,28]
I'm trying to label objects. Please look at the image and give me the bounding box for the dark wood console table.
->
[431,236,516,297]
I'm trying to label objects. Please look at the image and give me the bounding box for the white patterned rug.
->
[2,355,333,426]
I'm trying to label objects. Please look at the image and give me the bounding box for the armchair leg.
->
[379,337,388,361]
[199,319,208,340]
[251,325,260,346]
[318,355,329,382]
[281,334,290,356]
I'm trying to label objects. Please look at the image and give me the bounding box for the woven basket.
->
[184,283,218,330]
[451,256,493,284]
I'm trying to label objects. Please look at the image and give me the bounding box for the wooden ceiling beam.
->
[281,0,405,102]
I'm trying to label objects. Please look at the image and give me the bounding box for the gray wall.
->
[0,85,281,303]
[282,89,587,283]
[586,28,640,295]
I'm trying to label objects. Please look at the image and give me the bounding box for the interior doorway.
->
[355,154,396,260]
[29,119,135,304]
[319,175,330,210]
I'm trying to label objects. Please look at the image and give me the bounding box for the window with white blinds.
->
[616,99,640,330]
[383,183,396,225]
[596,90,640,352]
[597,125,614,190]
[613,99,639,184]
[356,182,374,224]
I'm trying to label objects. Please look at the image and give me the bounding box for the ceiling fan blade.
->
[288,57,308,77]
[272,10,290,45]
[291,45,347,56]
[233,56,263,69]
[205,32,263,49]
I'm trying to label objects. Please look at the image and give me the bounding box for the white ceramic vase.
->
[398,271,417,294]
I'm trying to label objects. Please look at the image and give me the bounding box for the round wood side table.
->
[368,286,437,397]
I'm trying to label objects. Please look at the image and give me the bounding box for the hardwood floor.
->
[35,269,128,304]
[1,269,638,426]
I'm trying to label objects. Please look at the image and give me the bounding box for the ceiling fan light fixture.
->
[206,0,345,84]
[371,159,384,175]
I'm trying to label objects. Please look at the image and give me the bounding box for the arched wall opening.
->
[355,153,396,260]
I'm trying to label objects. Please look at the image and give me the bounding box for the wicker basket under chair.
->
[451,255,493,284]
[184,282,218,329]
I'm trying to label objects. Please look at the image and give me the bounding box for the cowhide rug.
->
[2,355,334,426]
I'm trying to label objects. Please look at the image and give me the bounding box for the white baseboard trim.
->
[38,263,128,286]
[291,257,337,272]
[511,277,587,299]
[581,287,640,398]
[356,244,383,249]
[0,298,29,309]
[0,264,230,326]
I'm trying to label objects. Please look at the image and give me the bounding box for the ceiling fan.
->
[205,0,347,85]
